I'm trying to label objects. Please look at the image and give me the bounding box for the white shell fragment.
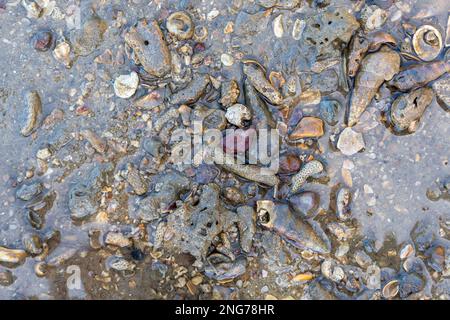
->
[225,104,252,128]
[292,19,306,40]
[114,72,139,99]
[221,53,234,67]
[273,14,284,38]
[337,127,365,156]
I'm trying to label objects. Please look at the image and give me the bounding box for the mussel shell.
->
[413,25,443,62]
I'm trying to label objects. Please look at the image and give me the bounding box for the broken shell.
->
[413,25,443,62]
[292,19,306,41]
[0,246,27,265]
[389,87,434,134]
[114,71,139,99]
[336,187,352,221]
[53,41,72,68]
[166,12,194,40]
[193,26,208,42]
[34,262,48,277]
[21,90,42,137]
[273,14,284,38]
[400,243,415,260]
[257,200,330,253]
[382,279,399,299]
[221,53,234,66]
[446,15,450,47]
[225,104,252,128]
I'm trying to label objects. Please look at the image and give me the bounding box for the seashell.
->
[53,40,72,68]
[336,187,352,221]
[399,243,415,260]
[193,26,208,42]
[106,255,136,272]
[291,160,324,194]
[0,246,27,265]
[273,14,284,38]
[125,19,171,77]
[388,60,450,92]
[389,87,434,134]
[292,19,306,41]
[166,12,194,40]
[382,279,399,299]
[34,262,48,277]
[244,79,276,129]
[21,90,42,137]
[446,15,450,47]
[413,25,443,62]
[243,61,283,105]
[221,53,234,66]
[114,71,139,99]
[288,191,319,218]
[257,200,330,253]
[225,104,252,128]
[22,233,43,256]
[348,47,400,126]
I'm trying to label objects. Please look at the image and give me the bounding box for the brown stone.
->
[289,117,324,140]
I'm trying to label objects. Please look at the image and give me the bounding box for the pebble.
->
[114,72,139,99]
[289,117,324,140]
[31,30,53,52]
[337,127,365,156]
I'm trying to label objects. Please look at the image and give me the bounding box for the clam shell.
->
[413,25,443,62]
[382,279,399,299]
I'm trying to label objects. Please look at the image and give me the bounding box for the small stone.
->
[221,53,234,66]
[289,117,324,140]
[337,127,365,156]
[31,30,54,52]
[279,154,302,174]
[225,104,252,127]
[114,72,139,99]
